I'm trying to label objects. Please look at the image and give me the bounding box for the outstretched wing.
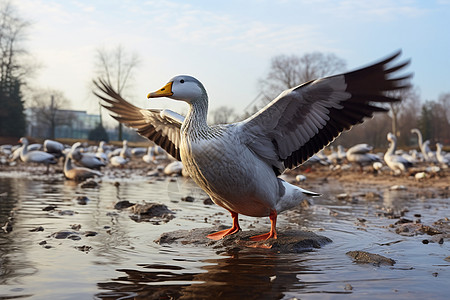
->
[93,79,183,161]
[241,50,412,173]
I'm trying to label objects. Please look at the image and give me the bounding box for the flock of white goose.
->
[307,128,449,175]
[0,127,448,182]
[0,138,169,181]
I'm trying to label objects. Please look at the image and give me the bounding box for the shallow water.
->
[0,171,449,299]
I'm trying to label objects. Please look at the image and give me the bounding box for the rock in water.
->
[346,250,396,266]
[155,227,332,253]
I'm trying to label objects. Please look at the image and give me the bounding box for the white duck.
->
[436,143,449,166]
[95,141,109,163]
[71,142,106,169]
[19,137,57,172]
[384,133,413,174]
[94,51,411,241]
[411,128,435,162]
[43,139,65,158]
[110,140,129,167]
[346,143,381,171]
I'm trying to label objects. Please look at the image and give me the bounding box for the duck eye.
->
[180,79,185,83]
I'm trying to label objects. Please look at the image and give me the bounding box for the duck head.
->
[147,75,206,104]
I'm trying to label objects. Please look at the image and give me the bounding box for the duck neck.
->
[20,141,28,159]
[386,140,396,156]
[64,155,73,172]
[182,97,209,139]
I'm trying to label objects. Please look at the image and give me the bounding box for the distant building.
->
[25,108,145,141]
[26,108,101,139]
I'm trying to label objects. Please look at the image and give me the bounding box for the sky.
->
[12,0,450,124]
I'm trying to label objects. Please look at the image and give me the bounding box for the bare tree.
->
[93,45,140,140]
[210,106,237,124]
[259,52,346,104]
[0,1,36,137]
[387,86,421,142]
[30,88,72,139]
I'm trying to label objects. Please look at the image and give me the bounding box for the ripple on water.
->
[0,173,449,299]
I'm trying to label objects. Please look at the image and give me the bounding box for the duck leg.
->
[207,211,241,240]
[250,210,278,241]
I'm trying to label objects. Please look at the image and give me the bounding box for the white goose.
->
[436,143,449,166]
[411,128,435,162]
[71,142,106,169]
[94,51,411,241]
[384,133,413,174]
[346,143,381,171]
[110,140,129,167]
[95,141,109,163]
[19,137,57,172]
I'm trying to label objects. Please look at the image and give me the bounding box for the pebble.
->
[76,196,89,205]
[181,196,195,202]
[203,198,214,205]
[114,200,135,209]
[346,250,396,266]
[30,226,44,232]
[42,205,57,211]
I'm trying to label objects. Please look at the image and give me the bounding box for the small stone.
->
[344,283,353,290]
[71,224,82,230]
[181,196,195,202]
[422,239,429,244]
[51,230,79,239]
[84,231,98,237]
[76,196,89,205]
[30,226,44,232]
[76,245,93,253]
[346,250,396,266]
[114,200,135,210]
[203,198,214,205]
[42,205,57,211]
[58,210,75,216]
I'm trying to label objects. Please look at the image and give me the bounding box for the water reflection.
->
[96,250,331,300]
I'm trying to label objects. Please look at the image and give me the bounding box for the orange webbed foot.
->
[249,230,277,241]
[249,210,278,241]
[206,211,240,240]
[206,226,240,240]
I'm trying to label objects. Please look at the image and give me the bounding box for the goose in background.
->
[19,137,57,172]
[436,143,449,166]
[43,139,65,159]
[337,145,347,162]
[110,141,129,167]
[94,50,411,241]
[422,140,436,162]
[346,143,381,171]
[95,141,108,163]
[64,149,102,181]
[71,142,106,170]
[384,133,413,174]
[108,140,131,159]
[131,146,147,157]
[327,146,340,165]
[411,128,435,162]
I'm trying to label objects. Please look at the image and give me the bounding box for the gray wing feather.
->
[241,50,412,173]
[93,79,183,161]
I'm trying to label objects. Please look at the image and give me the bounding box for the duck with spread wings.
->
[94,50,412,241]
